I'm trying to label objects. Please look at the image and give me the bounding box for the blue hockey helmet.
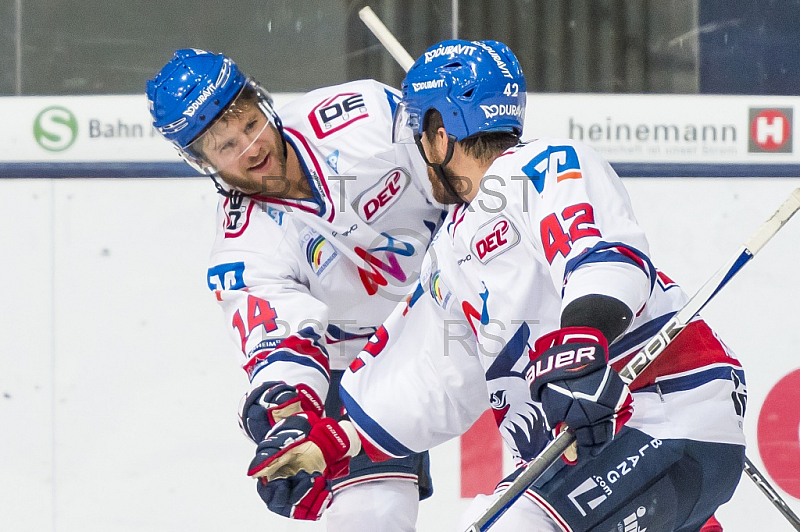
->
[393,40,526,144]
[147,49,246,150]
[147,48,284,184]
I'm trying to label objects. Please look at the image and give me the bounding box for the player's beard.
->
[428,164,465,205]
[220,144,289,197]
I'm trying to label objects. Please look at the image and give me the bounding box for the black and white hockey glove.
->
[526,326,634,463]
[238,381,324,443]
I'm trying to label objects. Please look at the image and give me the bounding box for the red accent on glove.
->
[295,384,324,417]
[289,474,332,520]
[700,515,723,532]
[532,326,609,359]
[307,417,353,480]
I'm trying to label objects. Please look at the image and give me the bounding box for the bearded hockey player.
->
[147,49,445,531]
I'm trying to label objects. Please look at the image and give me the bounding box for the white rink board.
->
[1,177,799,531]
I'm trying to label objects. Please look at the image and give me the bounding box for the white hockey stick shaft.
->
[358,6,415,72]
[467,187,800,532]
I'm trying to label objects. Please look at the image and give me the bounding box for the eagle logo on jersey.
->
[351,168,411,224]
[470,215,520,264]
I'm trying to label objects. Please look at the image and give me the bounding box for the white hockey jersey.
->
[205,80,444,401]
[341,138,746,463]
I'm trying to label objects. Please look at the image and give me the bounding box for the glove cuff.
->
[531,326,608,354]
[309,418,360,463]
[527,326,609,401]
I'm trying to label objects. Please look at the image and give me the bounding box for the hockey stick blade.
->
[744,458,800,531]
[466,187,800,532]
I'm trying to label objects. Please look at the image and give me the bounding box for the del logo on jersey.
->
[471,215,520,264]
[308,92,370,139]
[351,168,411,223]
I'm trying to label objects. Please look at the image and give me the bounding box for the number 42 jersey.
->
[341,138,746,464]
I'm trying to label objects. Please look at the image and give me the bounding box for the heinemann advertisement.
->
[0,93,796,177]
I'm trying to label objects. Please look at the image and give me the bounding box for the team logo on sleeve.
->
[470,215,520,264]
[300,227,340,277]
[308,92,369,139]
[351,168,411,223]
[207,261,246,290]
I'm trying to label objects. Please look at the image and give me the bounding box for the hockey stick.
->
[744,457,800,531]
[466,187,800,532]
[358,6,415,71]
[356,6,800,530]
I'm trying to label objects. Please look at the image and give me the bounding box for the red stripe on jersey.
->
[284,127,337,223]
[242,333,330,378]
[279,335,331,371]
[460,410,503,497]
[611,319,741,391]
[359,432,395,462]
[612,245,647,273]
[451,204,468,236]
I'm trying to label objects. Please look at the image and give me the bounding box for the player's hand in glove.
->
[256,471,332,521]
[248,412,361,482]
[526,326,634,463]
[238,381,324,443]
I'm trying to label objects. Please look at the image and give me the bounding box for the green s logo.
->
[33,106,78,152]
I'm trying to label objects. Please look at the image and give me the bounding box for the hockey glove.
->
[256,471,332,521]
[238,381,324,443]
[526,326,634,463]
[247,412,361,481]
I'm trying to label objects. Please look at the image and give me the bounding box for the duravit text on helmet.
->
[183,60,232,118]
[411,79,446,92]
[473,41,515,79]
[424,43,477,64]
[479,104,524,119]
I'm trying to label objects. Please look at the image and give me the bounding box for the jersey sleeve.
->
[508,140,655,322]
[207,201,331,400]
[339,280,489,458]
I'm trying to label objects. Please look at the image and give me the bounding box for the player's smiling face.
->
[196,104,288,196]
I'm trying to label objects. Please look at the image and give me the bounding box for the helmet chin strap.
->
[415,133,462,202]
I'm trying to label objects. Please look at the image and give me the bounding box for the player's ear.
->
[433,126,450,159]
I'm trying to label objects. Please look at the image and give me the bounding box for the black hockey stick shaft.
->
[743,457,800,531]
[466,188,800,532]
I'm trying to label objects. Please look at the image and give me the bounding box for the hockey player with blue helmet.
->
[392,39,525,204]
[147,49,295,198]
[147,49,445,530]
[252,40,744,531]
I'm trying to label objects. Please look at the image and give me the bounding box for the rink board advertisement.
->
[0,93,797,176]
